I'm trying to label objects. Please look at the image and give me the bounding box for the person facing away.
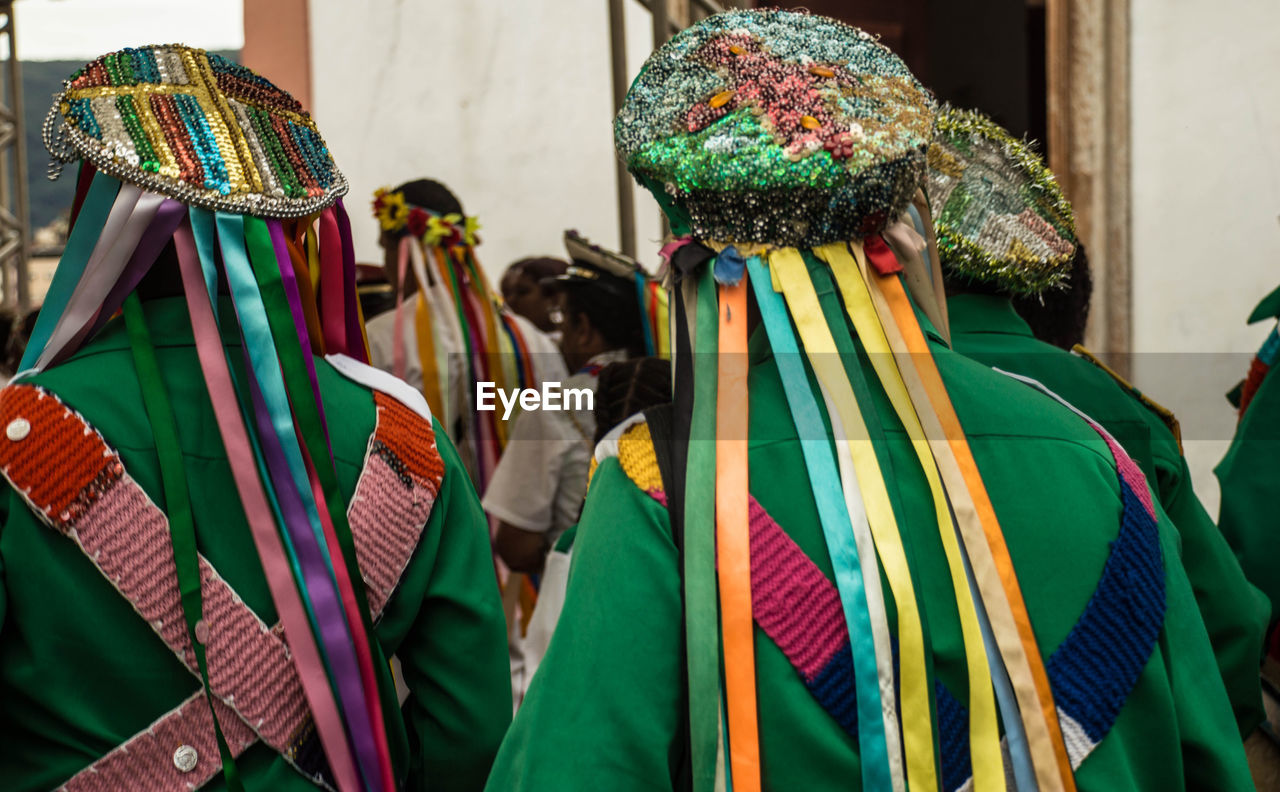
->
[501,256,569,336]
[365,178,564,495]
[0,46,510,792]
[930,105,1267,738]
[1216,282,1280,761]
[487,10,1252,791]
[485,231,649,574]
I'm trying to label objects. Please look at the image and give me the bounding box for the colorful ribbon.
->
[172,220,363,792]
[744,254,897,791]
[817,242,1006,791]
[860,235,1074,792]
[770,246,939,792]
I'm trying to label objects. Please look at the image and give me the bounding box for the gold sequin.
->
[710,90,736,109]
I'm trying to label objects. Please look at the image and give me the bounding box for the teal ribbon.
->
[745,255,892,791]
[20,173,121,371]
[636,272,655,356]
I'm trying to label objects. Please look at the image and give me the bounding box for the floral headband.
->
[372,186,481,247]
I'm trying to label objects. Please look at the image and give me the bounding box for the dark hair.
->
[561,276,646,358]
[593,357,672,445]
[393,178,464,217]
[1011,245,1093,350]
[508,257,568,285]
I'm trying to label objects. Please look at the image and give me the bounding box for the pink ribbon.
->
[172,221,363,792]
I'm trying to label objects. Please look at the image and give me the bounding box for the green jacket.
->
[488,308,1251,790]
[0,298,511,791]
[1216,296,1280,636]
[948,293,1267,737]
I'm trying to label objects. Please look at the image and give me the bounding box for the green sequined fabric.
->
[616,9,936,247]
[927,106,1076,295]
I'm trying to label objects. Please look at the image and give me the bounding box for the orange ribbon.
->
[715,279,759,792]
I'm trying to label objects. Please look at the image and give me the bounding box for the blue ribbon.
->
[744,255,892,791]
[713,245,747,287]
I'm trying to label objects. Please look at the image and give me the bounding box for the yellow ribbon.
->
[413,292,444,419]
[770,247,938,792]
[856,246,1076,792]
[817,242,1005,791]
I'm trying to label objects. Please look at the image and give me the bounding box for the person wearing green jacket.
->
[0,47,509,791]
[1218,285,1280,641]
[487,10,1251,791]
[931,106,1267,739]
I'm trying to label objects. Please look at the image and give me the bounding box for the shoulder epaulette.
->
[1073,344,1182,451]
[588,414,660,494]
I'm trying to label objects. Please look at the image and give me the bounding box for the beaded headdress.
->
[27,47,395,792]
[616,9,934,247]
[927,105,1077,295]
[369,181,537,493]
[43,44,347,218]
[617,11,1076,792]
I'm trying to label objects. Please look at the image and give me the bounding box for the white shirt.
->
[481,349,628,548]
[367,301,566,485]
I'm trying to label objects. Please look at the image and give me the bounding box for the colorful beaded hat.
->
[28,47,395,792]
[43,44,347,218]
[926,105,1076,295]
[615,8,935,247]
[617,12,1079,792]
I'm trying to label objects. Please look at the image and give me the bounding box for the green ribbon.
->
[685,262,722,792]
[123,294,244,792]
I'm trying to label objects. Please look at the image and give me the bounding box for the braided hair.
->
[593,357,673,445]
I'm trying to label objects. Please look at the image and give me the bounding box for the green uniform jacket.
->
[949,293,1267,736]
[1216,307,1280,636]
[0,298,511,791]
[487,304,1251,790]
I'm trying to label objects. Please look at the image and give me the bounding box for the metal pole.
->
[8,2,28,311]
[609,0,637,258]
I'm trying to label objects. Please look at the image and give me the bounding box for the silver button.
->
[6,418,30,441]
[173,744,198,773]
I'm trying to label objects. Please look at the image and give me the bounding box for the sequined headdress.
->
[29,45,396,792]
[369,180,538,492]
[927,105,1077,295]
[618,11,1076,792]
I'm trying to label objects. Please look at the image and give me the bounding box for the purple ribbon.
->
[334,200,368,363]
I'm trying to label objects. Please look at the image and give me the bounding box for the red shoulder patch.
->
[0,383,123,526]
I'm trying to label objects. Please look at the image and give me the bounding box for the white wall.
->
[308,0,662,281]
[1130,0,1280,515]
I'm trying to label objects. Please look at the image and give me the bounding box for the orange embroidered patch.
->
[371,391,445,490]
